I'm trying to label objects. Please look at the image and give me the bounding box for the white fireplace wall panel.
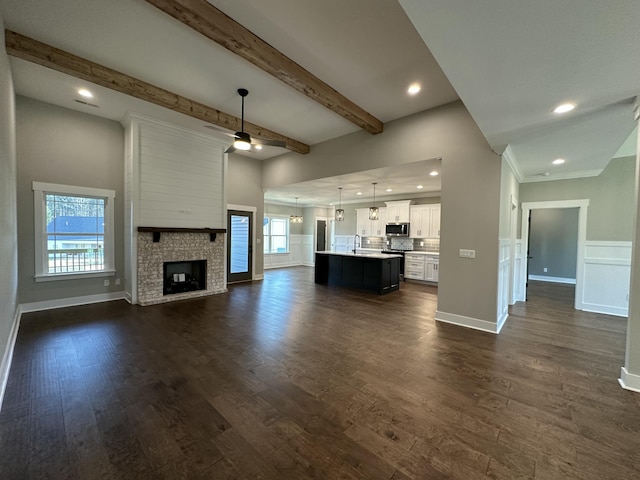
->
[138,121,225,228]
[124,114,228,304]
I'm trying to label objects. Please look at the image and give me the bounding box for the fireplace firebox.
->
[163,260,207,295]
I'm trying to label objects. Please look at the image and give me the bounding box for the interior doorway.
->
[316,219,327,251]
[227,209,253,283]
[519,200,589,309]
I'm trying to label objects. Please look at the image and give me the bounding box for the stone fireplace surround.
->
[136,228,227,306]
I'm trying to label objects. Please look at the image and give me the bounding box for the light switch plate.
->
[459,249,476,258]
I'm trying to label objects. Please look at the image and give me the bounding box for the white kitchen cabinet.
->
[410,204,441,238]
[385,200,412,223]
[424,255,439,282]
[404,253,425,280]
[428,205,441,238]
[356,207,387,237]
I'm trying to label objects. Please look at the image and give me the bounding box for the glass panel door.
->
[227,210,253,283]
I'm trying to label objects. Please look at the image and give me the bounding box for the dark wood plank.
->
[1,273,639,479]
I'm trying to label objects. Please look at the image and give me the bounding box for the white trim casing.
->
[520,199,589,310]
[20,291,126,313]
[32,181,116,282]
[227,204,258,281]
[619,367,640,393]
[528,275,576,284]
[435,310,507,334]
[0,306,21,410]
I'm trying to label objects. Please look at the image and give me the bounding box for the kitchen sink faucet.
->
[353,234,360,254]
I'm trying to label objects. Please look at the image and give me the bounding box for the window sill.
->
[34,270,116,282]
[264,252,291,256]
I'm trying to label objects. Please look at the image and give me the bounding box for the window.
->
[263,215,289,254]
[33,182,116,281]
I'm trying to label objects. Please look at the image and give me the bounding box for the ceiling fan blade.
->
[253,138,287,148]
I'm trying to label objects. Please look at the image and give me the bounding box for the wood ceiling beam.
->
[144,0,384,135]
[4,30,310,155]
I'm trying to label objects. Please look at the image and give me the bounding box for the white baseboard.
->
[582,303,628,318]
[20,291,126,313]
[529,275,576,284]
[619,367,640,393]
[0,306,22,411]
[435,310,504,334]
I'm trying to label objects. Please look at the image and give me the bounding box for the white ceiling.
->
[2,0,638,206]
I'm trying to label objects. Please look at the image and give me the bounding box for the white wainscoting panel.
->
[264,235,314,269]
[513,239,525,302]
[581,241,631,317]
[497,239,510,328]
[333,235,353,253]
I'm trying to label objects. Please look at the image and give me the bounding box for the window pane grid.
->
[263,216,290,254]
[45,193,106,274]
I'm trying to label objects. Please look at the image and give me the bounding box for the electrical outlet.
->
[543,267,548,273]
[459,249,476,259]
[103,279,110,287]
[115,278,121,285]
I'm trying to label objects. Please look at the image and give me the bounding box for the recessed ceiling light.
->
[329,203,333,206]
[254,144,263,150]
[386,188,392,192]
[552,158,565,165]
[553,103,575,114]
[416,185,424,189]
[407,83,421,95]
[356,192,362,196]
[429,171,439,176]
[78,89,93,98]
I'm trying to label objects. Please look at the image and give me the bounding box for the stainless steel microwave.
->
[385,223,410,236]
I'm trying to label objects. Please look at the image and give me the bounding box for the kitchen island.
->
[315,251,402,294]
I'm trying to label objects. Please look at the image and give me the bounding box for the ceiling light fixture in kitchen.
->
[552,158,565,165]
[78,89,93,98]
[386,188,392,192]
[429,171,439,176]
[369,182,379,220]
[290,197,303,224]
[416,185,424,189]
[335,187,344,221]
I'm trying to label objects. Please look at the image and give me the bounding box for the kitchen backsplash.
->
[359,236,440,252]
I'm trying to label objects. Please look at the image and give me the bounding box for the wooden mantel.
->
[137,227,226,242]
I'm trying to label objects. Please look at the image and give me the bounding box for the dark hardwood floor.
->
[1,271,639,479]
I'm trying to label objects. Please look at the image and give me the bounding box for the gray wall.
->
[0,11,19,392]
[519,156,636,241]
[226,154,265,276]
[528,208,578,279]
[263,101,502,324]
[16,97,125,304]
[264,203,304,235]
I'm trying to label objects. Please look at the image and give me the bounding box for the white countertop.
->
[404,251,440,256]
[316,251,402,259]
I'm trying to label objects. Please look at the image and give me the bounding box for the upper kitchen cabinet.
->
[356,207,387,237]
[410,204,441,238]
[385,200,412,223]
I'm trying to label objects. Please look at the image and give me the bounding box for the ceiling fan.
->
[205,88,286,153]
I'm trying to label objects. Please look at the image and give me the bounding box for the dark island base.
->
[315,253,400,294]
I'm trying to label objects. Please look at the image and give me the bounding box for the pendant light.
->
[369,182,379,220]
[335,187,345,221]
[290,197,303,223]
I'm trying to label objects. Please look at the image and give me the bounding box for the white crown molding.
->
[502,145,523,183]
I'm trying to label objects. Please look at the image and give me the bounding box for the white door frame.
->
[519,199,589,309]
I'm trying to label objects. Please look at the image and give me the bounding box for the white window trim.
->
[264,214,290,255]
[33,181,116,282]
